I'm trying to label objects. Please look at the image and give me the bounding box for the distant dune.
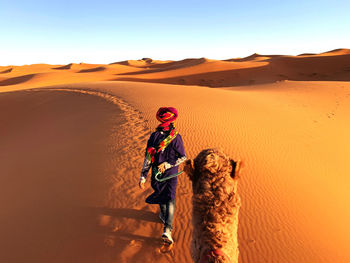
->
[78,66,107,73]
[1,49,350,263]
[0,67,13,74]
[52,63,73,70]
[1,49,349,90]
[0,73,36,86]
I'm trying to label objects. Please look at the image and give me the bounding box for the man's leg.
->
[159,203,166,223]
[164,199,175,231]
[162,199,175,243]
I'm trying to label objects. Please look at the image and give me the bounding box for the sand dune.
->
[297,48,350,57]
[0,73,36,86]
[0,67,13,74]
[52,63,73,70]
[111,59,154,67]
[319,48,350,56]
[1,49,349,90]
[116,53,350,86]
[1,49,350,262]
[78,66,107,73]
[297,53,317,56]
[116,58,211,76]
[225,53,285,62]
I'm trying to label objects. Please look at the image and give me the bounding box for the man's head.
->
[156,107,178,123]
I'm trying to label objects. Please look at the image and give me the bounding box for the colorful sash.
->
[146,128,178,165]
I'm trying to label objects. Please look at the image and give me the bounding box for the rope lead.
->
[154,169,184,182]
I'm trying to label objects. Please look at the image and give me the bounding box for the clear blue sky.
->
[1,0,349,65]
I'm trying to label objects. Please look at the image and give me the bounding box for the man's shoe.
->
[162,228,173,244]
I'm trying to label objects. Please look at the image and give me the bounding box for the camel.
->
[184,148,242,263]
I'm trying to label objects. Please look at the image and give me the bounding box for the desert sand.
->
[1,49,350,263]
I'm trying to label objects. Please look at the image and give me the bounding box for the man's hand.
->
[158,162,172,173]
[139,177,146,189]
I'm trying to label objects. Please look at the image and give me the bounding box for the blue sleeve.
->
[140,134,153,179]
[174,134,186,157]
[171,134,187,167]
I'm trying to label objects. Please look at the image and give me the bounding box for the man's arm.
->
[139,135,153,189]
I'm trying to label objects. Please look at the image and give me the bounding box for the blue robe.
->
[141,130,186,204]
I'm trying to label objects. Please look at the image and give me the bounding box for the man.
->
[139,107,186,244]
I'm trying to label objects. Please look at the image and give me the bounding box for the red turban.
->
[156,107,178,130]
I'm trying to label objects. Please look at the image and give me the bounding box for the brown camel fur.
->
[184,148,242,263]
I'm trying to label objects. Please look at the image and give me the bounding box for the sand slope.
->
[1,49,350,262]
[0,90,125,262]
